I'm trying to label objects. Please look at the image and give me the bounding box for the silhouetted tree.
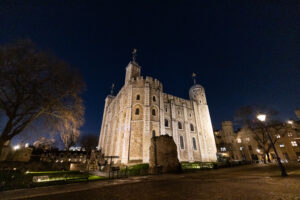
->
[234,105,291,163]
[0,39,85,154]
[33,137,57,151]
[80,134,98,153]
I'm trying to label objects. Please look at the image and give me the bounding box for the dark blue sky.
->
[1,0,299,138]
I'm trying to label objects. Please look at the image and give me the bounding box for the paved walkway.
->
[1,164,300,200]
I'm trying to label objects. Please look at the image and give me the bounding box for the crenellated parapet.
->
[129,76,163,90]
[163,93,192,108]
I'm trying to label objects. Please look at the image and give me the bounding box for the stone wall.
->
[149,135,181,173]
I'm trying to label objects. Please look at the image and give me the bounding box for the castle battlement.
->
[129,76,162,89]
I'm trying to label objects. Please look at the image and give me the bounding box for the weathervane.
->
[192,72,197,85]
[132,48,137,62]
[110,83,115,95]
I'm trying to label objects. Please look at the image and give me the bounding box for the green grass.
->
[88,175,107,181]
[181,162,215,170]
[0,170,106,191]
[26,171,78,174]
[119,164,149,176]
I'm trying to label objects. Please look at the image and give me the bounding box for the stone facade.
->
[98,59,217,164]
[215,120,300,162]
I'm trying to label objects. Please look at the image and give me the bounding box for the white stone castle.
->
[98,52,217,164]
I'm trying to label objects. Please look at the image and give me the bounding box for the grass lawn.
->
[0,170,106,191]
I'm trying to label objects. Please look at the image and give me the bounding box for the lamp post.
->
[256,114,287,176]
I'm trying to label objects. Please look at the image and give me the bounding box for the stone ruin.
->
[149,135,181,173]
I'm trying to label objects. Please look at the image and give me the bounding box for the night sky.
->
[1,0,300,140]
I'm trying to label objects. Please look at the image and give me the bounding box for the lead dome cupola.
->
[189,84,206,104]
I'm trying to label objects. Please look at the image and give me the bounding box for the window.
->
[288,132,293,137]
[178,111,181,115]
[220,147,226,152]
[135,108,139,115]
[240,147,243,151]
[178,122,182,130]
[136,95,140,100]
[165,107,168,112]
[180,136,184,149]
[165,119,169,127]
[153,96,156,102]
[189,113,192,117]
[190,124,194,132]
[279,143,285,148]
[248,145,252,150]
[152,109,156,116]
[291,141,298,147]
[152,130,156,138]
[237,138,242,143]
[246,137,250,142]
[192,138,197,150]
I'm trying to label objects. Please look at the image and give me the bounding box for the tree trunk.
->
[0,137,8,159]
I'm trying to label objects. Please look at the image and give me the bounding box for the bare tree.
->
[79,133,98,153]
[61,130,80,151]
[234,105,290,163]
[33,137,57,151]
[0,39,85,154]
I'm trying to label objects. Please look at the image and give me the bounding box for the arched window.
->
[192,137,197,150]
[180,136,184,149]
[152,109,156,116]
[178,122,182,130]
[136,95,140,100]
[165,119,169,127]
[190,124,194,132]
[152,130,156,137]
[135,108,139,115]
[153,96,156,102]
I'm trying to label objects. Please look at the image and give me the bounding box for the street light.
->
[287,120,293,125]
[257,114,266,122]
[13,145,20,150]
[256,114,287,176]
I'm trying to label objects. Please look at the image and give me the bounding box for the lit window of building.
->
[237,138,242,143]
[288,132,293,137]
[276,134,280,139]
[246,137,250,142]
[240,147,243,151]
[256,149,260,153]
[291,141,298,147]
[279,143,285,148]
[220,147,226,151]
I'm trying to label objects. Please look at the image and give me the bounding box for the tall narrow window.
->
[152,130,156,138]
[192,137,197,150]
[178,122,182,130]
[136,95,140,100]
[135,108,139,115]
[152,109,156,116]
[153,96,156,102]
[190,124,194,132]
[180,136,184,149]
[165,119,169,127]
